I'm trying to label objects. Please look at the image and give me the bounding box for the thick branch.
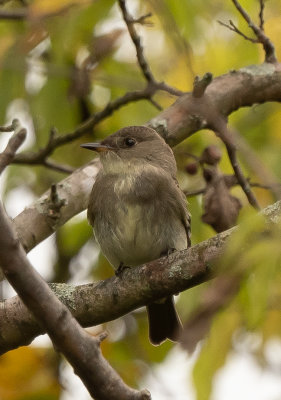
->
[1,200,280,355]
[0,202,150,400]
[149,63,281,145]
[13,159,99,253]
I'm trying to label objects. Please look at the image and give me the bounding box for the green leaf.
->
[193,309,240,400]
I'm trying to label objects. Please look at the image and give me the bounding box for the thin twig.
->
[132,12,153,26]
[230,128,281,200]
[118,0,183,96]
[184,178,281,197]
[0,8,27,20]
[43,159,75,174]
[231,0,277,63]
[259,0,265,30]
[215,120,261,210]
[0,119,19,132]
[0,121,27,174]
[118,0,155,83]
[217,20,258,43]
[13,85,157,165]
[13,78,183,165]
[193,73,213,98]
[148,97,162,110]
[156,81,184,96]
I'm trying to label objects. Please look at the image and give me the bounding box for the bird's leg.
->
[115,262,130,276]
[160,248,176,257]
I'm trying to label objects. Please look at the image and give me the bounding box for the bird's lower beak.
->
[80,143,114,152]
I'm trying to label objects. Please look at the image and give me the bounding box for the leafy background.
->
[0,0,280,399]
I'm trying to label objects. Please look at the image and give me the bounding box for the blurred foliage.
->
[0,347,60,400]
[193,208,281,400]
[0,0,280,399]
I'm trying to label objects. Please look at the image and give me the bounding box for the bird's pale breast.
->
[92,168,187,269]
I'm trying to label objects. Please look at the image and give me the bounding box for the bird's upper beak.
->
[80,143,114,152]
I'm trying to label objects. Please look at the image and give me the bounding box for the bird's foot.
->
[160,248,176,257]
[115,262,130,276]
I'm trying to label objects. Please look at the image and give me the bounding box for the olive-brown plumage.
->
[82,126,191,345]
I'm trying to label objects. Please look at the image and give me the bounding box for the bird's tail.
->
[146,296,182,345]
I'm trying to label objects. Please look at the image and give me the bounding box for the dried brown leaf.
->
[202,166,242,233]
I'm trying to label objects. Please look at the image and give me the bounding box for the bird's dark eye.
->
[124,137,136,147]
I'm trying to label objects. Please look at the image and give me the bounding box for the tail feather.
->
[146,296,182,345]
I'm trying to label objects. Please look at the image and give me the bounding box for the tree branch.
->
[118,0,184,98]
[118,0,155,83]
[0,8,27,20]
[0,201,150,400]
[258,0,265,30]
[0,120,26,174]
[184,178,281,197]
[192,73,213,98]
[1,200,280,355]
[13,159,100,253]
[214,119,261,209]
[217,20,259,44]
[0,119,19,132]
[228,127,281,200]
[149,63,281,146]
[13,85,161,165]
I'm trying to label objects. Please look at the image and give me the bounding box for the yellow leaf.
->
[29,0,89,18]
[0,347,60,399]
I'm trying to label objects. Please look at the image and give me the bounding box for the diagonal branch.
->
[118,0,184,96]
[13,85,161,165]
[217,19,259,43]
[13,159,100,253]
[1,200,280,355]
[213,118,261,209]
[118,0,155,83]
[0,201,150,400]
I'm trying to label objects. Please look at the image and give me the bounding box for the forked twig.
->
[219,0,277,63]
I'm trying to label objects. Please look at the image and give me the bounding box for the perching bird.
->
[81,125,191,345]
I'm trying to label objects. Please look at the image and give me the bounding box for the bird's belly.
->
[94,201,187,269]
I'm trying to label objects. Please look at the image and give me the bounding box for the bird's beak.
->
[80,143,114,152]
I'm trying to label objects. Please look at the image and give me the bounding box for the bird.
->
[81,125,191,345]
